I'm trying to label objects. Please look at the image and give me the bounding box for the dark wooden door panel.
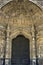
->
[11,35,30,65]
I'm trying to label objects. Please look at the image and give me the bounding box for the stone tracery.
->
[0,0,43,65]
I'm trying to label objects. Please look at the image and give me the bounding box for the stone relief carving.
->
[0,30,5,58]
[0,0,43,65]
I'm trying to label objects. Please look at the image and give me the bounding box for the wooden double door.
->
[11,35,30,65]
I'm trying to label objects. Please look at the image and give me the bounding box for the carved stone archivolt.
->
[0,0,43,60]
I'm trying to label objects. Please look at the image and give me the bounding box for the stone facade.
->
[0,0,43,65]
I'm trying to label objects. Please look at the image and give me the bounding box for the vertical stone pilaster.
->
[5,24,11,65]
[31,25,36,59]
[31,25,36,65]
[0,26,5,65]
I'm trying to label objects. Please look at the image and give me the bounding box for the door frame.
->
[10,30,32,60]
[5,29,34,65]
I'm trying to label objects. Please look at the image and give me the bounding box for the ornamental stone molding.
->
[0,0,43,64]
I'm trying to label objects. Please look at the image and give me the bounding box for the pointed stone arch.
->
[0,0,43,65]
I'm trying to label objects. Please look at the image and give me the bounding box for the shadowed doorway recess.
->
[11,35,30,65]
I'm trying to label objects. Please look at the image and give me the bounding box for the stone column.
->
[5,24,11,65]
[31,25,36,65]
[0,26,5,65]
